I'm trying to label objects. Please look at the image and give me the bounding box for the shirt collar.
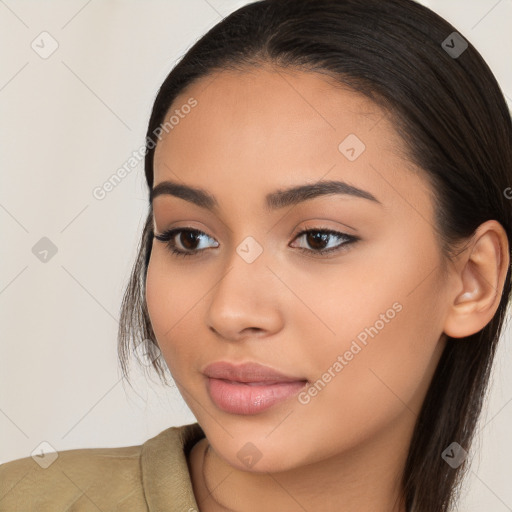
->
[141,422,205,511]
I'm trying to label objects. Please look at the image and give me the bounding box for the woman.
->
[1,0,510,511]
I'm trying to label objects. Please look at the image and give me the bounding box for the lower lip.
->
[206,377,308,415]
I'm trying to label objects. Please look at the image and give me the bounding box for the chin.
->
[206,429,307,474]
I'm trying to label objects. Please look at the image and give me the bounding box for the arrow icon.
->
[31,31,59,59]
[441,441,467,468]
[237,441,263,467]
[31,441,59,468]
[441,32,468,59]
[32,237,58,262]
[339,133,365,161]
[236,236,263,263]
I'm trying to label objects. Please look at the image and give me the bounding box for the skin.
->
[145,64,509,512]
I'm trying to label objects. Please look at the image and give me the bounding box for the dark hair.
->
[117,0,512,510]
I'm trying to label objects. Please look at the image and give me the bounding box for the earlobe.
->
[443,220,510,339]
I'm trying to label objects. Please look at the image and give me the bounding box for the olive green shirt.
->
[0,422,205,512]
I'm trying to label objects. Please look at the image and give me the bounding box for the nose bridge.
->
[214,232,270,305]
[205,232,282,338]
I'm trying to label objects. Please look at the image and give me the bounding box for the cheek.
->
[328,304,442,445]
[145,250,208,372]
[297,236,447,438]
[145,253,184,362]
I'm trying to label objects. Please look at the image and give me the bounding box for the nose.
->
[205,243,284,342]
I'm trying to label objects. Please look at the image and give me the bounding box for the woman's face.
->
[146,66,452,472]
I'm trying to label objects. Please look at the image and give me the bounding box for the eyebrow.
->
[150,179,382,212]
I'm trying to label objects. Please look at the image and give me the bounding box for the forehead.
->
[154,66,398,171]
[151,65,433,225]
[158,66,388,144]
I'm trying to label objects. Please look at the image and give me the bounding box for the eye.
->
[290,228,359,256]
[153,227,359,258]
[154,228,218,258]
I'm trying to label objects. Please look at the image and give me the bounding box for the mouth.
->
[220,379,294,386]
[202,361,309,415]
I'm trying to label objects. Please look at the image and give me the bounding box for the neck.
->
[189,409,413,512]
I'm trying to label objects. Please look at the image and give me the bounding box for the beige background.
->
[0,0,511,510]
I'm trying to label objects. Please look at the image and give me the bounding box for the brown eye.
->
[154,228,218,257]
[305,232,330,251]
[179,230,201,250]
[291,229,359,256]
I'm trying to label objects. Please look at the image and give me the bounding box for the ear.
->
[443,220,510,339]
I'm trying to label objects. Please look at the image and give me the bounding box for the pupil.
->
[182,231,198,250]
[308,232,327,250]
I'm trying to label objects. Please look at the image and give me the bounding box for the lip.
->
[203,361,308,415]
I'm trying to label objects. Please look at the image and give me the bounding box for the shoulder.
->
[0,442,146,511]
[0,423,204,512]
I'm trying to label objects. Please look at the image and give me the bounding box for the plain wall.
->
[0,0,511,510]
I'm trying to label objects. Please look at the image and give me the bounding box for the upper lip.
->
[203,361,307,383]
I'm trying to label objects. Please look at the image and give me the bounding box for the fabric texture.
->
[0,422,205,512]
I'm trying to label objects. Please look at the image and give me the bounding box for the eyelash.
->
[154,227,359,259]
